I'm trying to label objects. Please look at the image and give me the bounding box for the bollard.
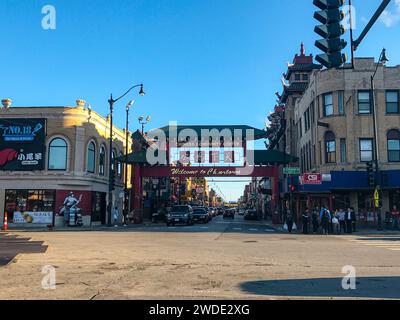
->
[3,212,8,231]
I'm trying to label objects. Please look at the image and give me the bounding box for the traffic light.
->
[314,0,348,68]
[366,161,375,187]
[289,184,297,193]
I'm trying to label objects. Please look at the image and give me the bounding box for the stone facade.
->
[0,100,132,226]
[294,58,400,216]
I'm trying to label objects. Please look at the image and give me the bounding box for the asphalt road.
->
[0,215,399,300]
[0,234,47,267]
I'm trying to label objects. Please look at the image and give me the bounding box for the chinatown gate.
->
[122,125,297,222]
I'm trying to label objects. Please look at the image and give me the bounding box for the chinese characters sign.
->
[0,118,46,171]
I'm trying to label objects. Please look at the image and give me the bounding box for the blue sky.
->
[1,0,400,201]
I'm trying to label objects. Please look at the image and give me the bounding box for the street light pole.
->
[371,48,388,230]
[124,100,135,225]
[107,84,145,226]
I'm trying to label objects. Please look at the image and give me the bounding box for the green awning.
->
[252,150,298,165]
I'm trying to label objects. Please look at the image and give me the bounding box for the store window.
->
[387,129,400,162]
[325,131,336,163]
[87,141,96,173]
[4,190,55,223]
[111,150,116,172]
[99,146,106,176]
[360,139,373,162]
[358,91,372,114]
[323,93,333,117]
[117,152,123,177]
[48,138,67,171]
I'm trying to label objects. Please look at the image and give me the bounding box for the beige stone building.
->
[294,58,400,220]
[0,99,131,227]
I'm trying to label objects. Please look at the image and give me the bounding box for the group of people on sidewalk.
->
[285,206,357,235]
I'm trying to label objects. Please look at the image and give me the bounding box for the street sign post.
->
[283,167,300,175]
[374,188,380,208]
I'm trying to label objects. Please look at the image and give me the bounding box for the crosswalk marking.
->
[339,236,400,251]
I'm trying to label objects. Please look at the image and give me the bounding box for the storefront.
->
[5,189,55,225]
[4,189,107,227]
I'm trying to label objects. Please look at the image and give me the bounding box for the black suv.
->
[166,205,194,226]
[192,208,209,224]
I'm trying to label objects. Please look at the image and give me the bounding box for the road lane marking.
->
[249,228,259,231]
[233,228,242,231]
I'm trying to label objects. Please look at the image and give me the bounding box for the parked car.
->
[166,205,194,226]
[195,206,212,221]
[223,209,235,219]
[238,208,245,216]
[217,207,224,215]
[151,208,168,223]
[192,208,209,224]
[244,209,258,221]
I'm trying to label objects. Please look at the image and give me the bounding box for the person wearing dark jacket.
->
[320,206,331,235]
[345,208,353,234]
[302,209,310,234]
[351,207,357,232]
[285,210,294,233]
[312,209,319,234]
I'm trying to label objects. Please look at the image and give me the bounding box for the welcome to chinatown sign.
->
[141,166,276,178]
[0,118,46,171]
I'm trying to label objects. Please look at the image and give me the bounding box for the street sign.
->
[303,173,322,185]
[283,167,300,175]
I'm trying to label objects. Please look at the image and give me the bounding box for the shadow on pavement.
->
[240,277,400,299]
[0,233,48,266]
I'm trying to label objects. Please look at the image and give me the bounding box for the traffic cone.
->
[3,212,8,231]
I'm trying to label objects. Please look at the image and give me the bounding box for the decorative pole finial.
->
[300,42,305,56]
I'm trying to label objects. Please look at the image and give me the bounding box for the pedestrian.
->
[338,208,346,234]
[320,205,331,235]
[285,209,294,233]
[113,206,120,227]
[351,207,357,232]
[332,211,340,235]
[345,208,353,234]
[312,207,319,234]
[391,205,400,230]
[302,209,310,234]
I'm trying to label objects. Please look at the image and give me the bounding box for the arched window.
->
[117,152,123,177]
[48,138,68,170]
[388,129,400,162]
[99,146,106,176]
[111,150,116,173]
[325,131,336,163]
[87,141,96,173]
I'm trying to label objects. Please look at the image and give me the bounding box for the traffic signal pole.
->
[353,0,391,51]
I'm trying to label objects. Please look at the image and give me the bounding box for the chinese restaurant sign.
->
[13,211,53,224]
[0,118,46,171]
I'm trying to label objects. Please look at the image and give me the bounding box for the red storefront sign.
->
[303,173,322,185]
